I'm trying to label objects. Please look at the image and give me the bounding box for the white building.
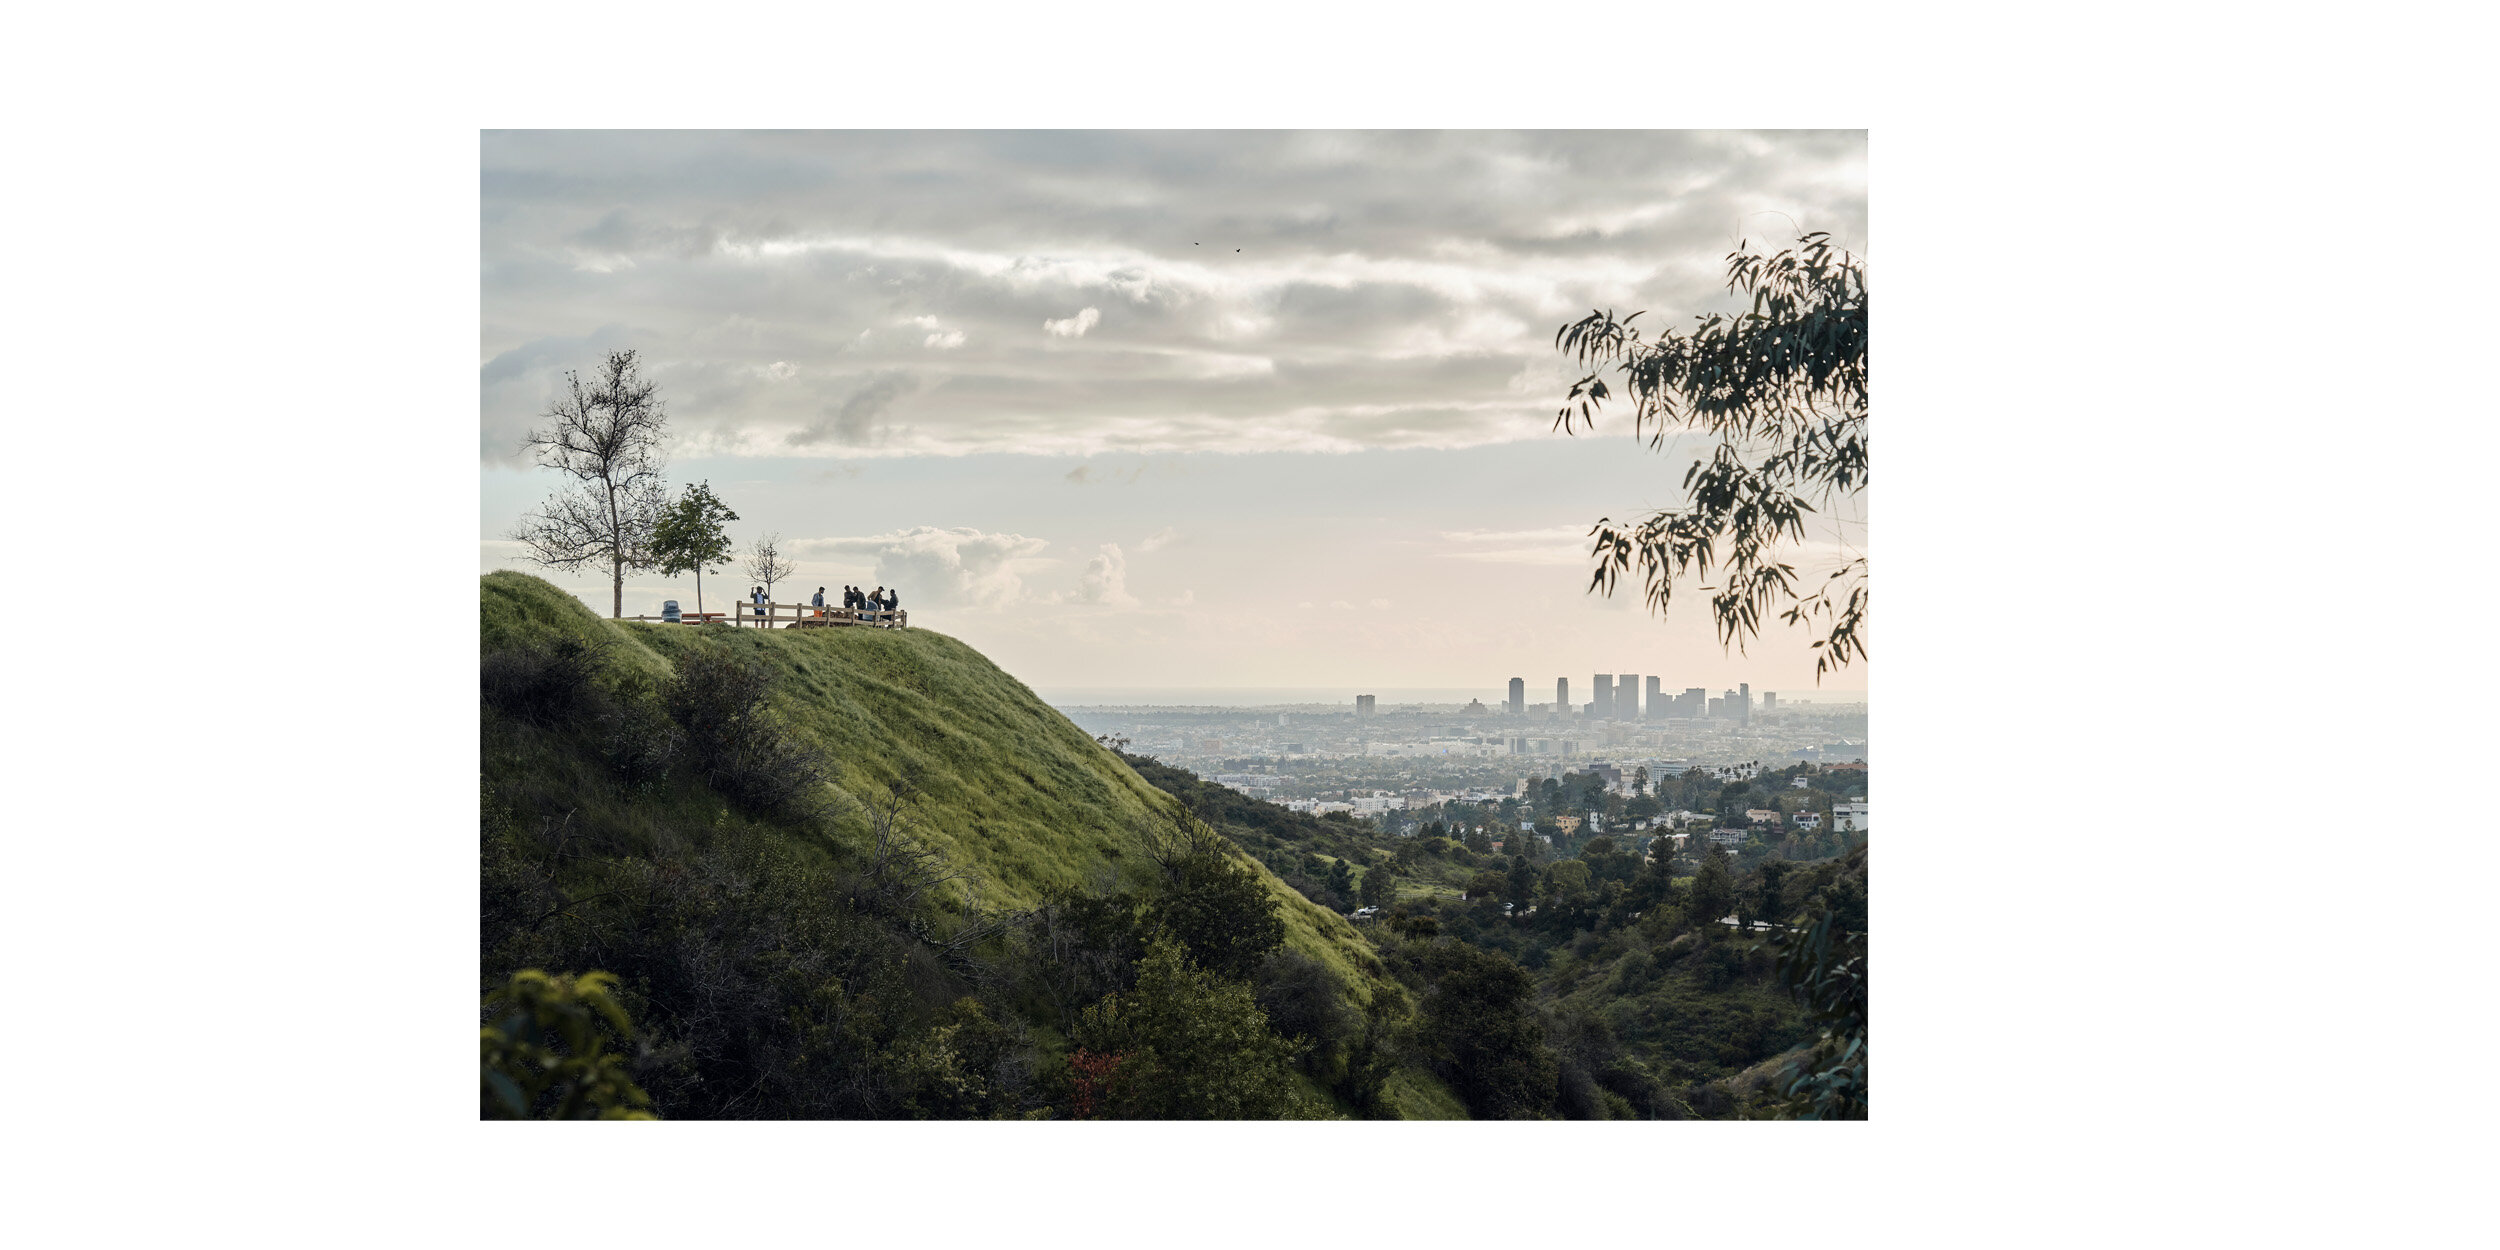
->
[1834,801,1868,832]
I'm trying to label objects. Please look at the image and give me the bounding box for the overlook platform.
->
[623,601,909,630]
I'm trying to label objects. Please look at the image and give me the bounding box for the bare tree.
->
[509,351,671,618]
[741,531,796,602]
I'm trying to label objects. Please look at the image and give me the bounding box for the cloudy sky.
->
[481,130,1867,700]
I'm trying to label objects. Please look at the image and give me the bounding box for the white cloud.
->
[1139,526,1178,552]
[906,314,966,350]
[1069,543,1137,606]
[766,360,797,380]
[790,526,1049,610]
[1044,306,1101,337]
[1438,525,1591,566]
[1368,598,1392,610]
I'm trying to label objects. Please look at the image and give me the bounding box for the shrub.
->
[480,969,656,1120]
[664,646,827,818]
[1070,937,1323,1120]
[480,636,608,728]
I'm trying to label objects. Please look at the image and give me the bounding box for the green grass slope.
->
[480,571,1461,1118]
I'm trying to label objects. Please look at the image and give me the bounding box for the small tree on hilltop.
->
[510,351,671,619]
[742,531,796,602]
[651,481,739,617]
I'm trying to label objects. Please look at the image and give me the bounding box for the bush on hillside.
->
[481,636,609,728]
[664,646,828,818]
[1069,936,1322,1120]
[1148,850,1285,981]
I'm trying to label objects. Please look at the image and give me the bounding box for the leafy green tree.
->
[480,969,656,1120]
[650,480,740,617]
[1757,859,1795,925]
[1688,850,1737,929]
[1149,851,1285,980]
[1325,857,1355,900]
[1542,859,1591,899]
[1409,942,1557,1119]
[1553,234,1867,677]
[1769,904,1867,1119]
[1069,936,1323,1120]
[1357,863,1395,909]
[1505,859,1539,909]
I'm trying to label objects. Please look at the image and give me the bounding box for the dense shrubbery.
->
[481,636,609,728]
[1068,937,1323,1120]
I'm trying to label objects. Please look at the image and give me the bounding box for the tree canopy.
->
[650,480,739,615]
[1554,233,1867,678]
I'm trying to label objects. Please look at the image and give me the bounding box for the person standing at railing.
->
[749,584,767,627]
[883,587,901,627]
[811,586,825,619]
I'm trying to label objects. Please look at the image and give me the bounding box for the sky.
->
[480,130,1868,701]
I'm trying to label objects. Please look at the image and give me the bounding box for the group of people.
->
[801,584,903,627]
[735,584,904,628]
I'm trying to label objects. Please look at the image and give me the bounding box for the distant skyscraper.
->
[1617,673,1639,720]
[1508,677,1524,715]
[1591,674,1613,720]
[1739,682,1751,726]
[1556,677,1568,717]
[1762,691,1777,713]
[1356,694,1376,717]
[1645,676,1662,719]
[1681,687,1707,718]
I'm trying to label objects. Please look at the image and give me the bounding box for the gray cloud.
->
[790,370,918,448]
[482,131,1864,461]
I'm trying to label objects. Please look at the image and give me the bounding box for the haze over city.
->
[480,131,1868,697]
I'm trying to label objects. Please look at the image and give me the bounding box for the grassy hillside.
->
[479,571,1459,1118]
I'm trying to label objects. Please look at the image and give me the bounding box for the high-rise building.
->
[1507,677,1524,715]
[1555,677,1569,718]
[1717,689,1740,720]
[1738,682,1751,726]
[1356,694,1376,717]
[1682,687,1707,718]
[1646,676,1663,719]
[1617,673,1640,720]
[1762,692,1777,714]
[1592,674,1613,720]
